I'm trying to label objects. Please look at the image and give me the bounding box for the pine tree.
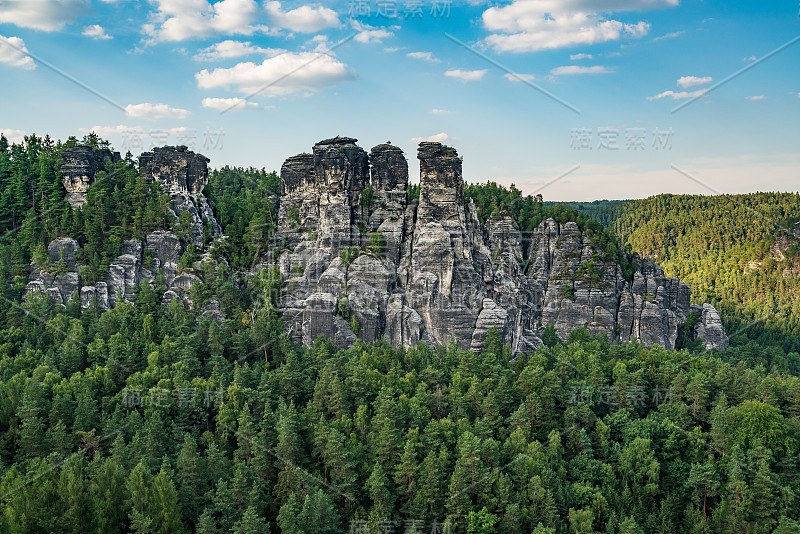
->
[231,505,270,534]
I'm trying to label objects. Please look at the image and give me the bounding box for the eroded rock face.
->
[692,303,730,350]
[61,146,121,208]
[274,137,729,354]
[139,145,210,195]
[26,146,223,316]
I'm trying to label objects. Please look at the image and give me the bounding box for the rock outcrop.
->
[61,146,121,208]
[26,146,221,314]
[274,137,729,354]
[139,145,210,195]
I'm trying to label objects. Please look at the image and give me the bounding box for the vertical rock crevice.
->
[274,136,730,354]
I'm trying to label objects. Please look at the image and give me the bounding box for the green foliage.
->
[728,400,796,453]
[369,231,385,254]
[559,283,576,301]
[541,323,560,348]
[340,247,359,267]
[605,193,800,352]
[360,184,373,210]
[1,134,800,534]
[467,507,499,533]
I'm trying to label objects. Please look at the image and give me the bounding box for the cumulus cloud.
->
[83,25,113,40]
[195,52,353,96]
[481,0,670,52]
[144,0,263,42]
[550,65,612,75]
[0,128,26,144]
[0,35,36,70]
[677,75,712,88]
[0,0,87,32]
[351,21,393,43]
[504,72,535,82]
[411,133,449,143]
[569,53,592,60]
[742,55,757,62]
[745,95,765,101]
[647,89,707,101]
[265,1,340,33]
[194,40,284,61]
[125,103,191,119]
[201,97,260,110]
[444,69,487,81]
[407,51,439,63]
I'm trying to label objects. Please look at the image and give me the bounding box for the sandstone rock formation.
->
[61,146,121,208]
[275,137,729,354]
[26,146,221,314]
[139,145,209,195]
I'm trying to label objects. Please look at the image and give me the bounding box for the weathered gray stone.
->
[692,303,730,350]
[139,145,209,195]
[273,137,728,355]
[26,146,224,313]
[61,146,121,208]
[47,238,80,271]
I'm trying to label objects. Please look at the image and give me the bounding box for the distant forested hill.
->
[543,194,800,351]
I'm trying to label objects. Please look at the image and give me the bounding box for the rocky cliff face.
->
[26,146,222,315]
[275,137,729,353]
[61,146,121,208]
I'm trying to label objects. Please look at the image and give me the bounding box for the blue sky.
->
[0,0,798,201]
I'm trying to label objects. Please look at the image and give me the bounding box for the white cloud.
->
[647,89,707,101]
[265,1,340,33]
[0,128,26,144]
[384,46,405,53]
[797,92,800,98]
[194,40,284,61]
[81,124,192,140]
[201,97,260,110]
[569,53,593,60]
[82,25,113,40]
[0,0,86,31]
[195,52,353,96]
[411,133,449,143]
[744,95,765,101]
[504,72,535,82]
[481,0,671,53]
[550,65,612,75]
[677,75,712,88]
[351,21,393,43]
[407,51,439,63]
[125,103,191,119]
[430,109,451,115]
[653,30,684,41]
[82,125,141,137]
[444,69,487,81]
[0,35,36,70]
[742,55,757,62]
[144,0,263,42]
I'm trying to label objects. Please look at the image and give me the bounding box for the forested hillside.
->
[0,135,799,533]
[540,194,800,353]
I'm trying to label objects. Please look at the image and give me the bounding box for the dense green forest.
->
[0,135,799,533]
[546,195,800,353]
